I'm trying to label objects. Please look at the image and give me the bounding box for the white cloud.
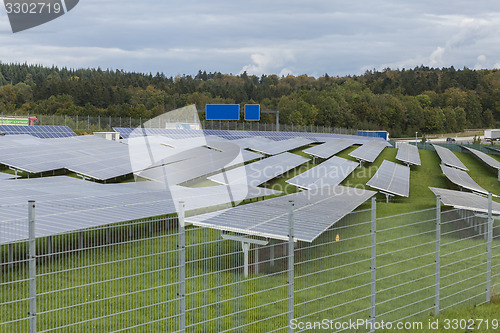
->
[2,1,500,76]
[240,50,296,76]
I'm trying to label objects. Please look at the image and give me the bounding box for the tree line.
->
[0,63,498,137]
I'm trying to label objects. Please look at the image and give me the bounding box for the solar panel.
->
[432,144,468,171]
[349,140,387,163]
[366,160,410,197]
[303,139,354,159]
[462,146,500,170]
[185,185,376,242]
[429,187,500,214]
[0,125,76,138]
[286,156,358,190]
[0,177,280,245]
[440,164,493,196]
[396,142,421,166]
[208,152,309,187]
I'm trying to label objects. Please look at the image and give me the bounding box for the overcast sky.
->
[1,0,500,77]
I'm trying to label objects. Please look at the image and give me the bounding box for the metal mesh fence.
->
[1,199,499,332]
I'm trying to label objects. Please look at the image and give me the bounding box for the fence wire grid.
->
[1,197,499,332]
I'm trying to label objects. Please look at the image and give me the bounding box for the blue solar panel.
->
[0,125,76,138]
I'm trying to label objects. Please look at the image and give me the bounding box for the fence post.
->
[76,115,78,130]
[178,202,186,333]
[487,192,493,303]
[435,195,441,316]
[88,115,90,130]
[28,200,36,333]
[288,200,294,332]
[370,197,376,331]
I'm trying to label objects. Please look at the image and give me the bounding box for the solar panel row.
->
[396,142,421,166]
[429,187,500,214]
[0,176,280,244]
[208,152,309,187]
[113,127,388,146]
[366,160,410,197]
[440,164,493,196]
[349,140,387,163]
[462,146,500,170]
[185,185,376,242]
[286,156,358,190]
[433,144,468,171]
[0,125,76,138]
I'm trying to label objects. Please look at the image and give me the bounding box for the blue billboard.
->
[206,104,240,120]
[244,104,260,121]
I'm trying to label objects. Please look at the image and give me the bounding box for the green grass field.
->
[1,144,500,332]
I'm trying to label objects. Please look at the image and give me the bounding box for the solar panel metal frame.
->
[185,185,376,242]
[285,156,358,190]
[395,142,421,166]
[366,160,410,197]
[432,144,468,171]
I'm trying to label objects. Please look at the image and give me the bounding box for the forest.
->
[0,63,499,137]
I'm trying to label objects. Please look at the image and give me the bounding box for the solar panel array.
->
[462,146,500,170]
[433,144,468,171]
[208,152,309,187]
[366,160,410,197]
[0,135,138,179]
[440,164,491,196]
[396,142,421,166]
[349,140,387,163]
[0,125,76,138]
[0,176,280,244]
[0,134,262,181]
[303,139,354,159]
[186,185,376,242]
[113,127,388,146]
[286,156,358,190]
[429,187,500,214]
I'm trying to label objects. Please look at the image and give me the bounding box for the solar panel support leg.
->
[487,193,493,303]
[270,241,275,267]
[435,195,441,316]
[28,201,36,333]
[242,242,250,278]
